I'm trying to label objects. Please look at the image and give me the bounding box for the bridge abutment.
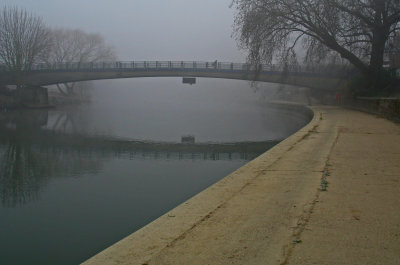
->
[18,86,49,107]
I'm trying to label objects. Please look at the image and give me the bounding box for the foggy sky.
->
[1,0,245,62]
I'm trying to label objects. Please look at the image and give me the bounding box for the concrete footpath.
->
[82,106,400,265]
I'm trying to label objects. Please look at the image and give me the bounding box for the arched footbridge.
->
[0,61,350,90]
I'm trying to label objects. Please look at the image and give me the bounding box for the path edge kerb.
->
[82,104,320,265]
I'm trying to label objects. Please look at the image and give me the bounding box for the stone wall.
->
[352,97,400,122]
[0,86,49,109]
[19,86,49,106]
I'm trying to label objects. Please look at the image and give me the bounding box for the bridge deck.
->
[1,61,351,89]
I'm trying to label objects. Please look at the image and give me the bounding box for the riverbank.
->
[82,106,400,265]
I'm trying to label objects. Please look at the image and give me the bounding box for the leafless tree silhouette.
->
[0,6,51,74]
[48,28,117,96]
[232,0,400,90]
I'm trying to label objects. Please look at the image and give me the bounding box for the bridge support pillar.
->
[19,86,49,107]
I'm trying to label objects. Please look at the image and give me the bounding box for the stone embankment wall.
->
[0,95,15,109]
[267,102,314,122]
[0,85,16,109]
[352,97,400,122]
[0,85,49,109]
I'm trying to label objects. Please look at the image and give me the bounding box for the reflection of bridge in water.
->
[0,126,280,161]
[0,110,281,161]
[0,128,280,207]
[50,134,280,161]
[0,111,281,206]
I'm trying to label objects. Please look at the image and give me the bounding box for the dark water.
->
[0,78,310,265]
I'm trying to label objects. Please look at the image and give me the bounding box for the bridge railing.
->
[1,60,353,77]
[28,61,260,72]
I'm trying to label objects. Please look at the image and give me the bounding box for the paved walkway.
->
[82,106,400,265]
[288,107,400,265]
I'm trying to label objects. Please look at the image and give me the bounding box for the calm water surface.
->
[0,78,310,265]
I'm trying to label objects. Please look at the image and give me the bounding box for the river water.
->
[0,78,311,265]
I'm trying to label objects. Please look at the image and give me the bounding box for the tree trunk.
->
[367,26,390,91]
[57,83,75,96]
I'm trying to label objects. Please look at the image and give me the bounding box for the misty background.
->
[0,2,317,265]
[1,0,245,61]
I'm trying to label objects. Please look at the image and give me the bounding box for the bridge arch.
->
[1,61,348,91]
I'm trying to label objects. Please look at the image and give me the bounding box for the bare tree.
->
[48,28,116,96]
[0,6,51,73]
[48,28,116,65]
[232,0,400,90]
